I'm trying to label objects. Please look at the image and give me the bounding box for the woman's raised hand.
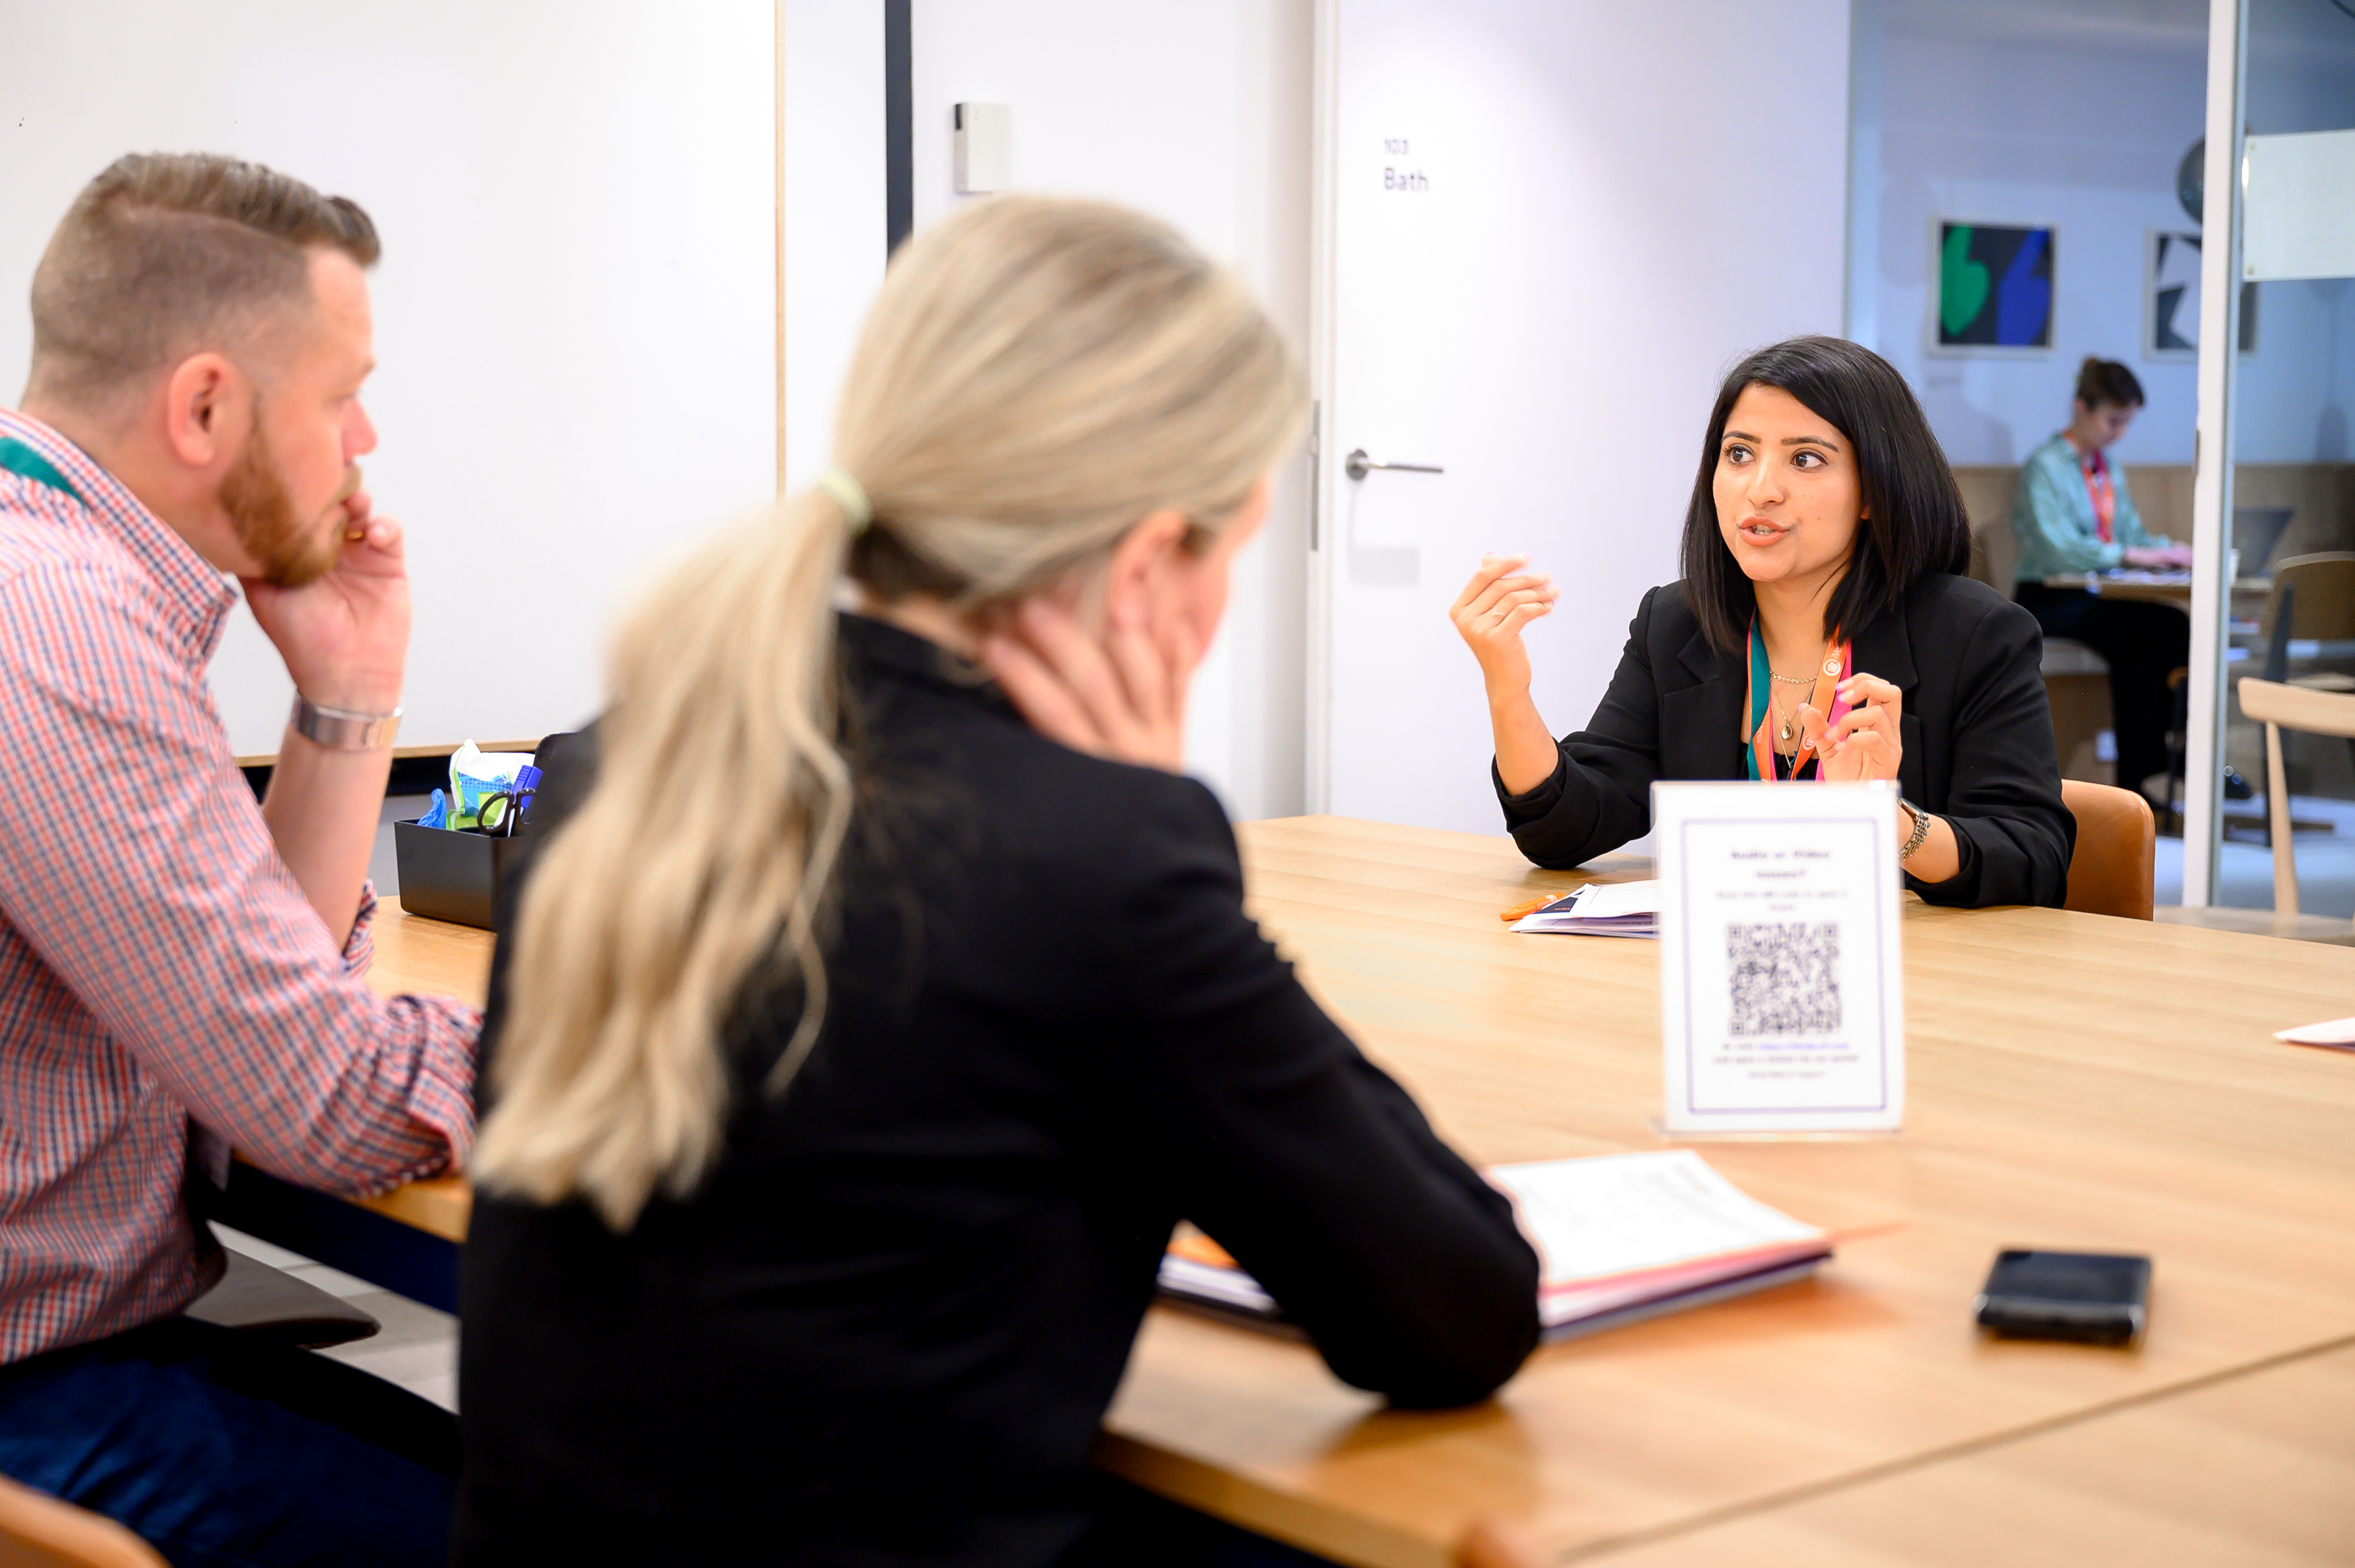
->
[980,596,1197,772]
[1799,673,1903,784]
[1449,555,1560,696]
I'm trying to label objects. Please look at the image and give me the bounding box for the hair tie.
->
[814,468,871,535]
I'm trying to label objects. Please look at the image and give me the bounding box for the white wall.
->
[0,1,778,755]
[780,1,887,492]
[906,0,1315,822]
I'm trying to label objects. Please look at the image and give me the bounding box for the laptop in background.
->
[2234,507,2295,578]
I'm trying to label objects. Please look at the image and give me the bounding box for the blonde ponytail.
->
[475,195,1305,1227]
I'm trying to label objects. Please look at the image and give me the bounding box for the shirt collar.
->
[2057,430,2105,472]
[837,609,1019,718]
[0,408,238,666]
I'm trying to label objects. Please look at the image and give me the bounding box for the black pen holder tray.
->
[392,820,528,932]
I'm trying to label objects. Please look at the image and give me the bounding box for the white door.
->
[1308,0,1854,833]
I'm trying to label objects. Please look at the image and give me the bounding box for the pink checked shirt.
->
[0,409,478,1364]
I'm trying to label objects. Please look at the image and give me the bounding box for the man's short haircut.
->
[26,153,379,410]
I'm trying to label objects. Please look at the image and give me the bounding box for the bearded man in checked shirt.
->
[0,155,478,1567]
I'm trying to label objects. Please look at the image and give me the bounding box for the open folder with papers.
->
[1509,879,1661,938]
[1158,1150,1832,1343]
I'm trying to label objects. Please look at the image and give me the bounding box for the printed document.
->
[1159,1149,1829,1338]
[1511,879,1661,937]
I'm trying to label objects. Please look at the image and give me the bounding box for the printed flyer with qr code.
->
[1652,781,1906,1134]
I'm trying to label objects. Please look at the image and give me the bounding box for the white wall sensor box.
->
[954,102,1011,194]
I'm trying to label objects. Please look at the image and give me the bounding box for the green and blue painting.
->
[1936,223,2054,350]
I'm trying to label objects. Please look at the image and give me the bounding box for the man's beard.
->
[218,400,357,589]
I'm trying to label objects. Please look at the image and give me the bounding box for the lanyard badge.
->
[2082,452,2115,544]
[1746,630,1853,783]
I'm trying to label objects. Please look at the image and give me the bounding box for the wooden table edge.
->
[1094,1429,1452,1568]
[350,1174,472,1242]
[1552,1330,2355,1565]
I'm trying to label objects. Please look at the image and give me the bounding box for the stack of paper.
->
[2276,1016,2355,1051]
[1158,1150,1832,1343]
[1510,879,1661,938]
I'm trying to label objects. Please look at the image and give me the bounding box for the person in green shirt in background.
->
[2011,357,2194,810]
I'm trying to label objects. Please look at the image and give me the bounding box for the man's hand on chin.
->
[244,485,411,713]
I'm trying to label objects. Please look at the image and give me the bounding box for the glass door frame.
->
[2182,0,2249,907]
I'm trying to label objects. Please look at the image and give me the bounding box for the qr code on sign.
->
[1727,922,1842,1037]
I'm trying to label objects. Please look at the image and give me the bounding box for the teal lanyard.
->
[1744,622,1772,781]
[0,437,84,508]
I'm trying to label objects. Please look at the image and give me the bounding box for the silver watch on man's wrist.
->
[289,691,402,751]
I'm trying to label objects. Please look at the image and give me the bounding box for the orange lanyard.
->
[1745,624,1852,783]
[2082,452,2115,544]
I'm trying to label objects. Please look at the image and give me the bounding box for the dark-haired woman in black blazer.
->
[1450,335,2072,908]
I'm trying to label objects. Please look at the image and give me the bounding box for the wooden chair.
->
[2257,552,2355,695]
[2237,677,2355,920]
[0,1473,167,1568]
[2061,780,2155,921]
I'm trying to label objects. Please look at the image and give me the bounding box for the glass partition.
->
[2186,0,2355,922]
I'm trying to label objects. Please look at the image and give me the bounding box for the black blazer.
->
[455,614,1541,1568]
[1496,572,2074,909]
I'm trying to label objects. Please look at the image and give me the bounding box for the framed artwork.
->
[1931,221,2054,354]
[2145,230,2258,359]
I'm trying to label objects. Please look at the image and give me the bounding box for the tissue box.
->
[392,821,530,931]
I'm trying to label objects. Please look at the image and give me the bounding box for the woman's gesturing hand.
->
[1799,673,1903,784]
[980,597,1198,772]
[1449,554,1560,697]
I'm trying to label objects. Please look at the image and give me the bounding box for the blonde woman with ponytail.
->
[453,196,1539,1567]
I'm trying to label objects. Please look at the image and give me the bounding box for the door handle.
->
[1344,447,1444,482]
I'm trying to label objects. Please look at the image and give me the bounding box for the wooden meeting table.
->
[313,815,2355,1567]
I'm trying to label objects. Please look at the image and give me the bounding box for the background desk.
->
[2039,570,2272,613]
[341,816,2355,1567]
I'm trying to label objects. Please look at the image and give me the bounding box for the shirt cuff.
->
[1907,814,1982,900]
[342,879,378,975]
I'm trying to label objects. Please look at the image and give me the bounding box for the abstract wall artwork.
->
[1934,221,2054,352]
[2146,229,2257,359]
[2147,230,2202,358]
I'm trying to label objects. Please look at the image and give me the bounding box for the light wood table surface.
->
[1575,1339,2355,1567]
[353,897,484,1242]
[358,818,2355,1567]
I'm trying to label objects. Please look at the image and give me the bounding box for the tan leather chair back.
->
[1952,466,2021,591]
[2061,780,2156,921]
[2262,552,2355,642]
[0,1474,167,1568]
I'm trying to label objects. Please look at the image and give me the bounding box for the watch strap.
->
[1897,797,1932,863]
[289,692,402,751]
